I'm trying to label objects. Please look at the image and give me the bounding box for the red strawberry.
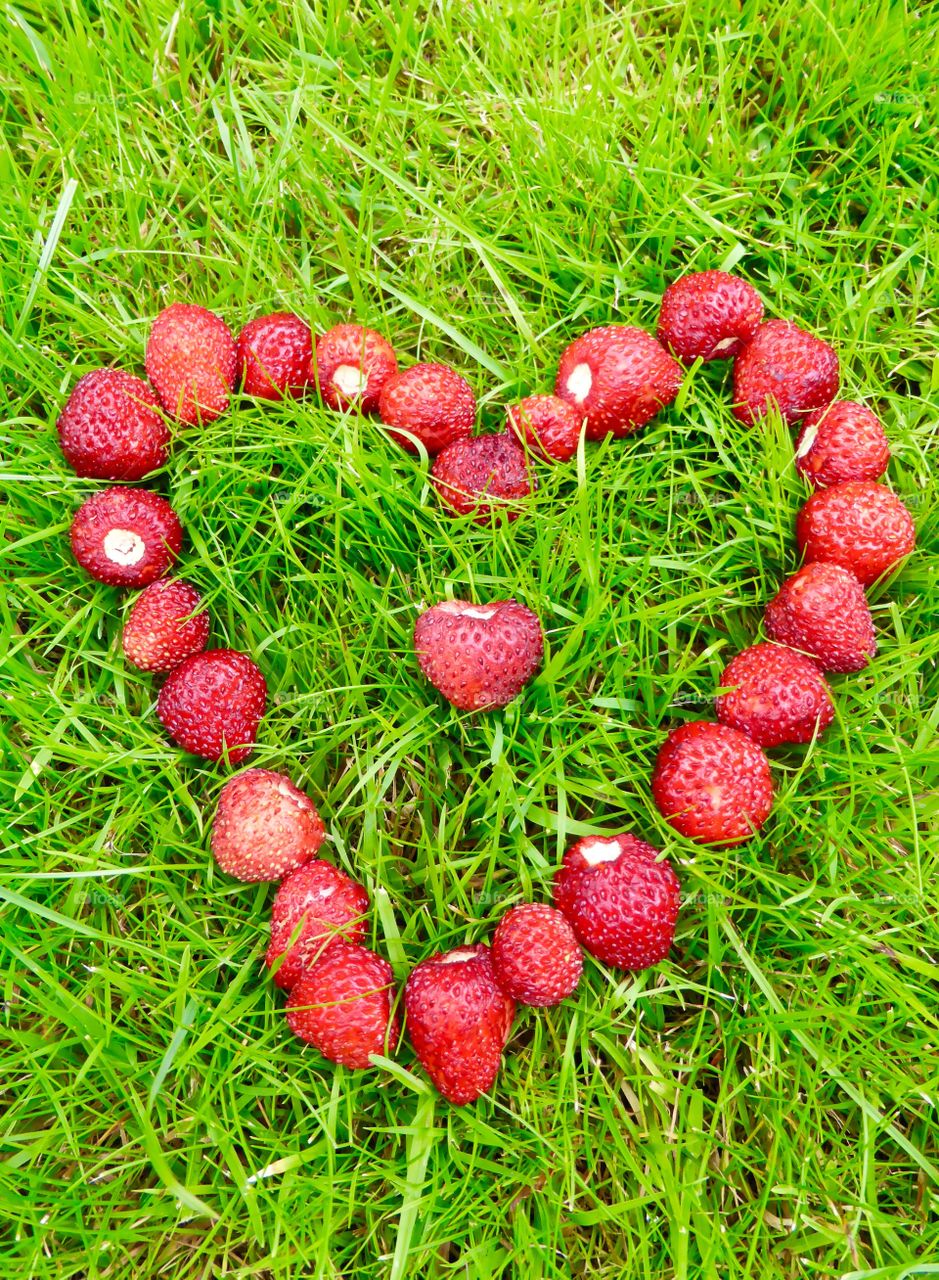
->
[266,860,370,991]
[651,721,773,846]
[715,641,835,747]
[156,648,267,763]
[554,325,682,439]
[286,941,399,1069]
[656,270,764,362]
[505,395,583,462]
[404,943,515,1105]
[765,561,876,673]
[122,578,209,672]
[70,486,182,587]
[490,904,582,1005]
[414,599,543,711]
[795,400,890,488]
[430,433,534,521]
[732,319,839,425]
[379,362,476,453]
[237,312,313,400]
[553,833,679,970]
[211,768,325,882]
[145,303,237,426]
[57,368,170,480]
[313,324,397,413]
[796,480,915,586]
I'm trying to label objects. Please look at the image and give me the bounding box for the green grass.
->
[2,1,938,1276]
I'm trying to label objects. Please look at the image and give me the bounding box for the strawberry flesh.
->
[796,479,915,586]
[404,943,515,1105]
[414,598,543,711]
[553,834,679,970]
[716,641,835,747]
[555,324,682,439]
[651,721,773,845]
[266,860,370,991]
[657,270,764,362]
[70,486,182,587]
[765,561,876,673]
[57,368,170,480]
[145,303,237,426]
[238,312,313,400]
[211,768,325,882]
[287,941,399,1069]
[732,319,838,425]
[379,362,476,454]
[156,648,267,763]
[123,578,209,672]
[490,904,582,1005]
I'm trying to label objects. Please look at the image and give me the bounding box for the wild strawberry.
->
[795,400,890,488]
[237,312,313,400]
[651,721,773,845]
[490,904,582,1006]
[404,943,515,1106]
[266,860,370,991]
[796,480,915,586]
[122,578,209,672]
[313,324,397,413]
[505,395,583,462]
[764,561,876,672]
[732,319,838,425]
[413,599,543,711]
[715,641,835,747]
[57,368,170,480]
[211,768,325,882]
[657,270,764,362]
[379,362,476,453]
[286,941,399,1069]
[553,833,679,970]
[70,486,182,587]
[156,648,267,763]
[554,325,682,439]
[145,303,237,426]
[430,433,534,521]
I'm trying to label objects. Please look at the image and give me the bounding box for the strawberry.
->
[732,319,839,425]
[651,721,773,846]
[554,325,682,439]
[266,860,370,991]
[70,486,182,587]
[122,578,209,672]
[379,362,476,454]
[414,599,543,711]
[715,641,835,747]
[57,368,170,480]
[490,904,582,1005]
[145,303,237,426]
[505,394,583,462]
[313,324,397,413]
[764,561,876,673]
[795,400,890,489]
[286,941,399,1069]
[237,312,313,400]
[796,480,915,586]
[211,768,325,882]
[656,270,764,362]
[403,943,515,1105]
[156,648,267,763]
[430,433,534,521]
[553,833,679,970]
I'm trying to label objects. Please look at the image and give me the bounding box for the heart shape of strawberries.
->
[413,598,544,712]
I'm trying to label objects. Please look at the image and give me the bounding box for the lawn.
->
[2,1,938,1276]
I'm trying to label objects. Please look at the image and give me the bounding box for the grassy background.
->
[2,1,938,1276]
